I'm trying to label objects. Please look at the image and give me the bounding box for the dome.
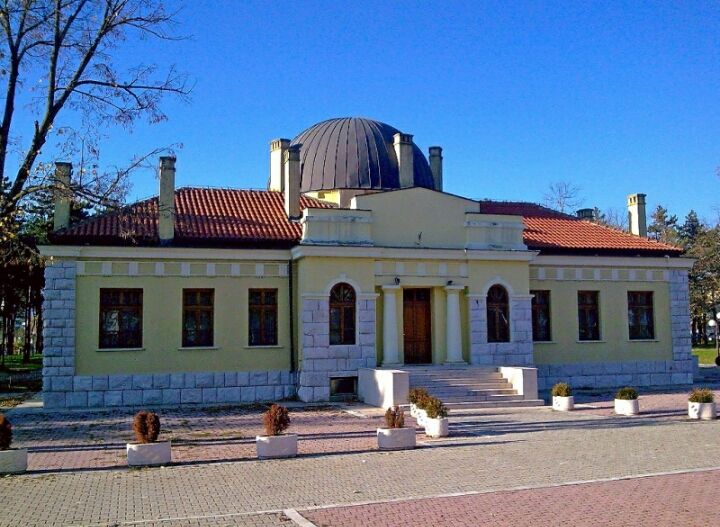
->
[290,117,435,193]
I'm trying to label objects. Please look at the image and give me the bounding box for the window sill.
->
[245,344,282,349]
[178,346,219,351]
[533,340,557,344]
[628,339,658,343]
[96,347,144,352]
[575,340,606,344]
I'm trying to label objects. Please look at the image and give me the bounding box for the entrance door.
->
[403,288,432,364]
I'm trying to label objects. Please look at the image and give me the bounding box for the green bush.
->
[263,404,291,436]
[384,405,405,428]
[408,388,429,406]
[688,387,715,404]
[615,387,639,400]
[424,396,449,419]
[551,382,572,397]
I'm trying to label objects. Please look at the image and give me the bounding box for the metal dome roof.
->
[290,117,435,193]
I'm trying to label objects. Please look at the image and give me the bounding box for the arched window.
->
[329,283,356,345]
[487,285,510,343]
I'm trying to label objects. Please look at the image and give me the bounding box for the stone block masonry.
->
[469,294,534,367]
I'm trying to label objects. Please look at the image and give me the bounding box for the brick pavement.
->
[1,388,719,526]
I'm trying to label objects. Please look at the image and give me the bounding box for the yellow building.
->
[40,117,693,409]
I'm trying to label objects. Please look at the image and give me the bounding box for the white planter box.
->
[377,427,416,450]
[688,401,717,420]
[256,434,298,459]
[552,396,574,411]
[614,399,639,416]
[415,409,428,426]
[410,403,417,418]
[424,417,449,438]
[127,441,171,467]
[0,448,27,474]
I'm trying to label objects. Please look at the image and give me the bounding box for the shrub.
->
[408,387,430,406]
[615,387,639,400]
[133,411,161,444]
[689,388,715,404]
[551,382,572,397]
[0,414,11,450]
[384,405,405,428]
[424,397,449,419]
[263,404,291,436]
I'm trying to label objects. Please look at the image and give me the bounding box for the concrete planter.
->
[424,417,449,438]
[377,427,416,450]
[415,409,428,426]
[0,448,28,474]
[256,434,298,459]
[552,396,574,411]
[410,403,418,418]
[127,441,171,467]
[614,399,639,416]
[688,401,717,420]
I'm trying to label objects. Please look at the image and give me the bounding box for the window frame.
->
[627,291,655,340]
[98,288,143,349]
[182,288,215,348]
[329,282,356,346]
[248,288,278,346]
[577,290,600,341]
[530,290,552,342]
[487,285,510,343]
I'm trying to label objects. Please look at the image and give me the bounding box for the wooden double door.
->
[403,288,432,364]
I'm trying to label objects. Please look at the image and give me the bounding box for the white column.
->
[382,285,401,366]
[445,285,465,364]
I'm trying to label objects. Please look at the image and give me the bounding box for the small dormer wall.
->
[465,213,526,251]
[300,208,373,246]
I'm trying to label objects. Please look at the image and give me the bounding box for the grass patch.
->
[0,393,32,408]
[0,353,42,373]
[693,344,719,365]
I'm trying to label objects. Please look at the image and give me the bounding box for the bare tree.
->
[542,180,585,214]
[0,0,191,239]
[592,206,628,231]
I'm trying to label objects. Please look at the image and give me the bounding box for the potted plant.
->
[423,396,449,438]
[127,410,171,466]
[377,405,416,450]
[408,387,429,418]
[551,382,574,411]
[257,404,297,459]
[614,387,639,416]
[688,388,716,420]
[0,413,27,475]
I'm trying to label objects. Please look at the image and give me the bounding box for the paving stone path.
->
[1,386,720,526]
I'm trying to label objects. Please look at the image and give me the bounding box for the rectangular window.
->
[249,289,278,346]
[628,291,654,340]
[531,290,551,341]
[99,289,143,349]
[578,291,600,341]
[183,289,214,347]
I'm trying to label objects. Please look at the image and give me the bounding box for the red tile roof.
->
[50,188,683,255]
[51,188,334,248]
[480,200,683,255]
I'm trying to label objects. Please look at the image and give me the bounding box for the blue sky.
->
[44,1,720,224]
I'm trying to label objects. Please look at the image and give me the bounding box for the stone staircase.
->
[406,365,544,410]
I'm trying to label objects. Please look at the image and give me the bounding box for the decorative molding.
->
[531,266,670,283]
[76,260,289,278]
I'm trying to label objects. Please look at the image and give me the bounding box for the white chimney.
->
[158,156,176,244]
[627,193,647,237]
[284,146,301,219]
[53,162,72,231]
[429,146,443,191]
[393,133,414,188]
[269,138,290,192]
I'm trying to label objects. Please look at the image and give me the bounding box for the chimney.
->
[576,208,594,220]
[269,138,290,192]
[158,156,176,245]
[429,147,443,191]
[284,145,301,219]
[393,133,414,188]
[627,193,647,237]
[53,162,72,231]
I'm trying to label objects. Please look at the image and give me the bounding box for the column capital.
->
[444,285,465,292]
[381,285,401,291]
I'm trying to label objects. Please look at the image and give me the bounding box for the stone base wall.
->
[537,359,694,391]
[469,295,534,367]
[298,296,377,402]
[44,370,297,409]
